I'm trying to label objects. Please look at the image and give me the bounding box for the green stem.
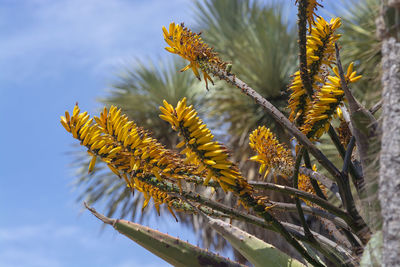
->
[238,191,325,267]
[293,148,313,238]
[342,137,356,176]
[293,150,343,267]
[269,201,350,231]
[303,150,327,200]
[327,125,364,193]
[250,182,348,218]
[137,175,353,264]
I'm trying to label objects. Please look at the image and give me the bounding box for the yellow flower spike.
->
[62,104,208,217]
[161,98,250,193]
[162,22,227,89]
[302,62,362,139]
[288,17,342,127]
[63,103,206,183]
[249,126,294,178]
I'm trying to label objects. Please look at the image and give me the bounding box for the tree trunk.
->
[379,37,400,267]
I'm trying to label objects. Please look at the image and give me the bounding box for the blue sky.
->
[0,1,342,266]
[0,0,198,266]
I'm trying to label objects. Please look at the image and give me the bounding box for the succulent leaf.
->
[85,203,244,267]
[195,206,308,267]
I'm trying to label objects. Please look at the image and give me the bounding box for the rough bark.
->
[379,37,400,267]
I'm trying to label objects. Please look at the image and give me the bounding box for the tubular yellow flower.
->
[301,62,362,139]
[60,104,202,216]
[288,17,342,126]
[298,165,327,207]
[160,98,252,195]
[249,126,294,178]
[162,22,227,89]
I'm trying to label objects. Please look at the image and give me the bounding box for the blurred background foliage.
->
[71,0,381,263]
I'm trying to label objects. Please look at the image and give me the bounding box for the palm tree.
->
[339,0,381,108]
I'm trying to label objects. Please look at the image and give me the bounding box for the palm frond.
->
[194,0,297,177]
[100,57,203,146]
[339,0,381,108]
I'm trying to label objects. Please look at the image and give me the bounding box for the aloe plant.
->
[60,0,397,265]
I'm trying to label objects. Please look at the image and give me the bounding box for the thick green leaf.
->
[196,210,307,267]
[85,203,244,267]
[360,231,382,267]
